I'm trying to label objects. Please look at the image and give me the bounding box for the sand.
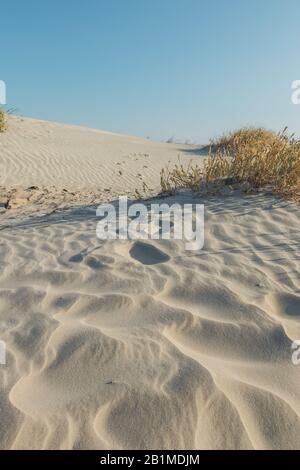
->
[0,115,200,191]
[0,116,201,219]
[0,117,300,450]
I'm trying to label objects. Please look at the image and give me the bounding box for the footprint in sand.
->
[69,253,83,263]
[69,253,105,269]
[85,256,104,270]
[268,293,300,319]
[129,241,170,265]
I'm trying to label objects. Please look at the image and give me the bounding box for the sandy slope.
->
[0,115,200,193]
[0,117,300,449]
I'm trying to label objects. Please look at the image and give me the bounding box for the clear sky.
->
[1,0,300,142]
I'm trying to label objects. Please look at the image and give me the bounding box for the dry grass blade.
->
[160,159,203,195]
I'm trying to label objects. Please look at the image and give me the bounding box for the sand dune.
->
[0,115,201,219]
[0,117,300,449]
[0,115,199,193]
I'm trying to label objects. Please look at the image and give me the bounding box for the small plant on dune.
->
[0,108,6,133]
[159,127,300,201]
[0,107,16,133]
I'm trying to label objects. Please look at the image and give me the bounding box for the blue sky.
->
[1,0,300,142]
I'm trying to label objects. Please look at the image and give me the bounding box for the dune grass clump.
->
[210,127,279,155]
[160,127,300,200]
[0,109,6,133]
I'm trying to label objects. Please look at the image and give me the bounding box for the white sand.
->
[0,117,300,449]
[0,115,200,192]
